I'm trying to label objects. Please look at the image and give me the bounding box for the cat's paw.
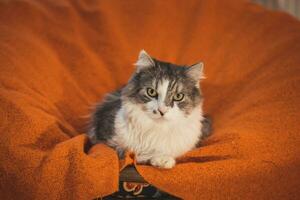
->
[136,155,149,164]
[150,156,176,169]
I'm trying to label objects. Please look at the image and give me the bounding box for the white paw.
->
[150,156,176,169]
[136,155,149,164]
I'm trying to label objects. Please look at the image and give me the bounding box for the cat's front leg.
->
[136,154,151,164]
[150,155,176,169]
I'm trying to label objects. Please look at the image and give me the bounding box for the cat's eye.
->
[173,93,184,101]
[146,88,157,97]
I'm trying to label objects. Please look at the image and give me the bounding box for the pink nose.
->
[158,106,168,116]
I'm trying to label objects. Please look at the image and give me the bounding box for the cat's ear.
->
[186,62,205,83]
[134,50,155,73]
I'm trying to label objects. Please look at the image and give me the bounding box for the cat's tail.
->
[201,115,213,139]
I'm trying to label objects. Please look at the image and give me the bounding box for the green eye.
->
[173,93,184,101]
[146,88,157,97]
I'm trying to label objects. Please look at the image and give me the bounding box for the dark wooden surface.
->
[99,165,182,199]
[120,165,146,183]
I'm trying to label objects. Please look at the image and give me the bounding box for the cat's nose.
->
[158,106,168,116]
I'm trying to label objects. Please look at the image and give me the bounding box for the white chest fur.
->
[112,101,203,164]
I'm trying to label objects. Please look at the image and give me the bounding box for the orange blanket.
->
[1,0,300,199]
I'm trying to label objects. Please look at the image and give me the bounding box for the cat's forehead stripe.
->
[168,79,177,92]
[154,77,159,90]
[157,79,169,103]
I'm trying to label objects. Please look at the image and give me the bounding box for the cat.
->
[88,50,211,169]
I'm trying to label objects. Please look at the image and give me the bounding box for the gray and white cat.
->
[88,50,211,169]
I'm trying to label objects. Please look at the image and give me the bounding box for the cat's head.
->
[122,50,204,121]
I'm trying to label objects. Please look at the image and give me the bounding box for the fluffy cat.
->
[88,50,210,169]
